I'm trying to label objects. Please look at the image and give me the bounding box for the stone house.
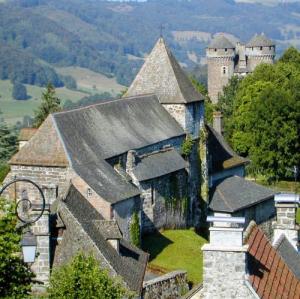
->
[207,33,276,103]
[3,37,205,287]
[2,37,282,297]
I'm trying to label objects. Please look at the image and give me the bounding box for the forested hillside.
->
[1,0,300,125]
[0,0,300,86]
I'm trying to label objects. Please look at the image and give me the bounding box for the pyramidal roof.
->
[208,35,235,49]
[246,33,274,47]
[126,38,204,104]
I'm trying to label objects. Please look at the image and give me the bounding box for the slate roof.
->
[206,125,248,174]
[275,235,300,280]
[52,95,184,203]
[63,185,148,293]
[10,116,69,167]
[208,35,235,49]
[246,33,275,47]
[209,176,275,213]
[126,38,204,104]
[246,224,300,298]
[92,220,122,240]
[18,128,38,141]
[132,149,186,181]
[53,95,184,160]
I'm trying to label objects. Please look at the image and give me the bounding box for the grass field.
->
[0,80,88,125]
[55,66,125,95]
[142,229,208,285]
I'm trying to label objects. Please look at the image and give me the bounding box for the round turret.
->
[245,33,275,72]
[206,35,236,104]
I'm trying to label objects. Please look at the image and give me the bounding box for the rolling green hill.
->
[0,0,300,124]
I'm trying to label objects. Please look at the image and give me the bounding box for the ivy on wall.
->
[181,135,194,158]
[130,211,140,248]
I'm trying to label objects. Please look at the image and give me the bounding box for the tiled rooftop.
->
[247,225,300,298]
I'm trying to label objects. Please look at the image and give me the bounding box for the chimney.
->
[213,111,223,135]
[273,193,299,250]
[202,216,251,299]
[126,150,136,175]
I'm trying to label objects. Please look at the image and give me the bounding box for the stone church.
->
[207,33,276,103]
[2,37,283,298]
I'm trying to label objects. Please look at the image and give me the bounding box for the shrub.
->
[130,211,140,248]
[48,253,129,299]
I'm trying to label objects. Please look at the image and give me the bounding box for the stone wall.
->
[207,56,235,104]
[72,175,112,220]
[202,249,255,299]
[140,170,188,234]
[113,196,140,241]
[2,165,69,286]
[3,165,69,205]
[142,271,189,299]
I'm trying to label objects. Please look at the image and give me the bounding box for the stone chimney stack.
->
[273,193,299,250]
[126,150,136,175]
[213,111,223,135]
[202,216,253,299]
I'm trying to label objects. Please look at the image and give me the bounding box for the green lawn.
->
[142,229,207,285]
[0,80,88,125]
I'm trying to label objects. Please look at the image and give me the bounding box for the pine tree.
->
[0,110,17,163]
[33,83,61,128]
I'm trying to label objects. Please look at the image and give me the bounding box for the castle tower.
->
[206,35,236,104]
[126,37,205,139]
[245,33,275,72]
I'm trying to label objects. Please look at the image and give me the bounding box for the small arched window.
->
[214,48,217,52]
[260,46,263,50]
[225,48,228,52]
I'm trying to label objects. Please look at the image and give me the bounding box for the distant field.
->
[56,66,125,95]
[0,80,88,125]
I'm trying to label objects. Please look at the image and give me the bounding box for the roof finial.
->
[159,24,165,38]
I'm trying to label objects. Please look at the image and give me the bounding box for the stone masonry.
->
[202,223,255,299]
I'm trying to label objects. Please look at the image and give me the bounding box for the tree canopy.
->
[48,253,130,299]
[33,83,61,128]
[218,47,300,179]
[12,82,29,101]
[0,198,34,298]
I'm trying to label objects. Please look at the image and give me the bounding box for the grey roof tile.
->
[246,33,275,47]
[126,38,204,104]
[132,149,186,181]
[63,185,148,293]
[208,35,235,49]
[209,176,275,213]
[53,95,184,203]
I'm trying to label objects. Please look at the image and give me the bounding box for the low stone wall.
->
[142,270,188,299]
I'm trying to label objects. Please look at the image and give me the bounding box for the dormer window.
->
[87,188,93,198]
